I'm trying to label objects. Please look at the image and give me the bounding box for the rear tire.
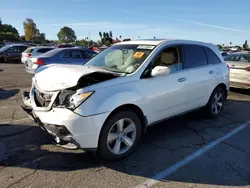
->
[98,110,142,161]
[205,87,225,118]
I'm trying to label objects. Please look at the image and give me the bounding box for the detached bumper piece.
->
[21,91,80,150]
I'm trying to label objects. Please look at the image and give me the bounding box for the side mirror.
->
[151,66,170,77]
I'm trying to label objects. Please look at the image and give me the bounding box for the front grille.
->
[34,87,53,107]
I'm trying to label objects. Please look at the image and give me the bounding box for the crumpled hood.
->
[35,65,98,91]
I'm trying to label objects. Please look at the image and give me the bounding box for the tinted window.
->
[225,53,250,62]
[204,47,221,64]
[7,47,19,53]
[37,48,53,53]
[83,51,96,59]
[63,50,83,59]
[19,46,28,52]
[71,50,83,59]
[182,45,207,69]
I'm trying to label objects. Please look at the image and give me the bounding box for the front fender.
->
[75,88,143,117]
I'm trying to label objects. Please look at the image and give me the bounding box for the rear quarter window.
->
[37,48,53,53]
[182,45,207,69]
[204,47,221,64]
[24,48,34,53]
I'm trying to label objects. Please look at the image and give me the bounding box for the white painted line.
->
[136,120,250,188]
[0,106,16,109]
[0,117,32,124]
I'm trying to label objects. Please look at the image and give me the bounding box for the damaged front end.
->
[22,68,120,149]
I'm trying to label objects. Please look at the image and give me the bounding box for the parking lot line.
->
[1,117,32,125]
[135,120,250,188]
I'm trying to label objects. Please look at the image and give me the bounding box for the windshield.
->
[225,53,250,62]
[85,44,155,73]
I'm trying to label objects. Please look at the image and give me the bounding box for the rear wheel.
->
[205,87,225,118]
[98,110,142,160]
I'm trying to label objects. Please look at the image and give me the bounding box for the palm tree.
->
[230,42,232,46]
[153,36,156,39]
[99,31,102,39]
[103,32,106,39]
[109,31,113,39]
[119,35,122,40]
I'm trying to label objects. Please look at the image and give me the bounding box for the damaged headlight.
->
[68,91,94,110]
[58,90,94,110]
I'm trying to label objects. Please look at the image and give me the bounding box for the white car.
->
[22,39,229,160]
[21,46,54,64]
[225,51,250,89]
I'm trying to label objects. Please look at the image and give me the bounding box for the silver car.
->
[25,47,97,74]
[21,46,54,64]
[225,51,250,89]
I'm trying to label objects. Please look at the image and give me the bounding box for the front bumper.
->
[22,91,109,150]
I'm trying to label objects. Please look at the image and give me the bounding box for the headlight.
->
[68,91,94,110]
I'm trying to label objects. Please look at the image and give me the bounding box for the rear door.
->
[5,46,19,60]
[226,53,250,86]
[182,44,218,109]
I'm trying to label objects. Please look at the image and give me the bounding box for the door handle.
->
[209,70,214,74]
[178,77,187,82]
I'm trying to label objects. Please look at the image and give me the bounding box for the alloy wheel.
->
[212,92,223,115]
[107,118,136,155]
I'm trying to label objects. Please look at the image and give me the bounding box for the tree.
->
[217,44,222,49]
[153,36,156,39]
[99,31,102,39]
[23,18,37,41]
[57,26,76,43]
[109,31,113,39]
[243,40,249,49]
[230,42,232,46]
[119,35,122,39]
[35,32,46,43]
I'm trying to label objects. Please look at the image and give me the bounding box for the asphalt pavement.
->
[1,63,250,188]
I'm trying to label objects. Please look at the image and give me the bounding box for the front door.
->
[137,45,190,124]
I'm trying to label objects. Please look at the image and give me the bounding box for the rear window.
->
[24,48,34,53]
[37,48,53,53]
[225,53,250,62]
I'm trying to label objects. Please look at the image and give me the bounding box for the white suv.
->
[22,39,229,160]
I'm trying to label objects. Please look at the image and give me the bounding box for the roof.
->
[117,39,168,46]
[116,39,215,48]
[8,44,29,47]
[28,46,54,49]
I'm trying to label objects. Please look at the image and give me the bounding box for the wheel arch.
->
[98,104,148,147]
[215,83,228,99]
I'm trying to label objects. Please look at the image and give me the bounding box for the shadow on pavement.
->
[0,88,19,100]
[1,99,250,187]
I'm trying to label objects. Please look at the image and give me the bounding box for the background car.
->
[21,46,54,64]
[221,51,229,58]
[225,51,250,89]
[25,47,97,74]
[0,44,29,63]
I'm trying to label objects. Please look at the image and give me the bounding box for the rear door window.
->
[24,48,34,53]
[63,50,83,59]
[204,47,221,64]
[182,45,207,69]
[82,51,96,59]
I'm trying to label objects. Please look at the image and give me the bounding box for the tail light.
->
[227,64,230,69]
[245,67,250,72]
[25,53,31,57]
[34,59,45,65]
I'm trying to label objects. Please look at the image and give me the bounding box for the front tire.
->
[98,110,142,160]
[205,87,225,118]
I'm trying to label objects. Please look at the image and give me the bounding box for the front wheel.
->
[98,110,142,160]
[205,87,225,118]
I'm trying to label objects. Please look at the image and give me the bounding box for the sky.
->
[0,0,250,45]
